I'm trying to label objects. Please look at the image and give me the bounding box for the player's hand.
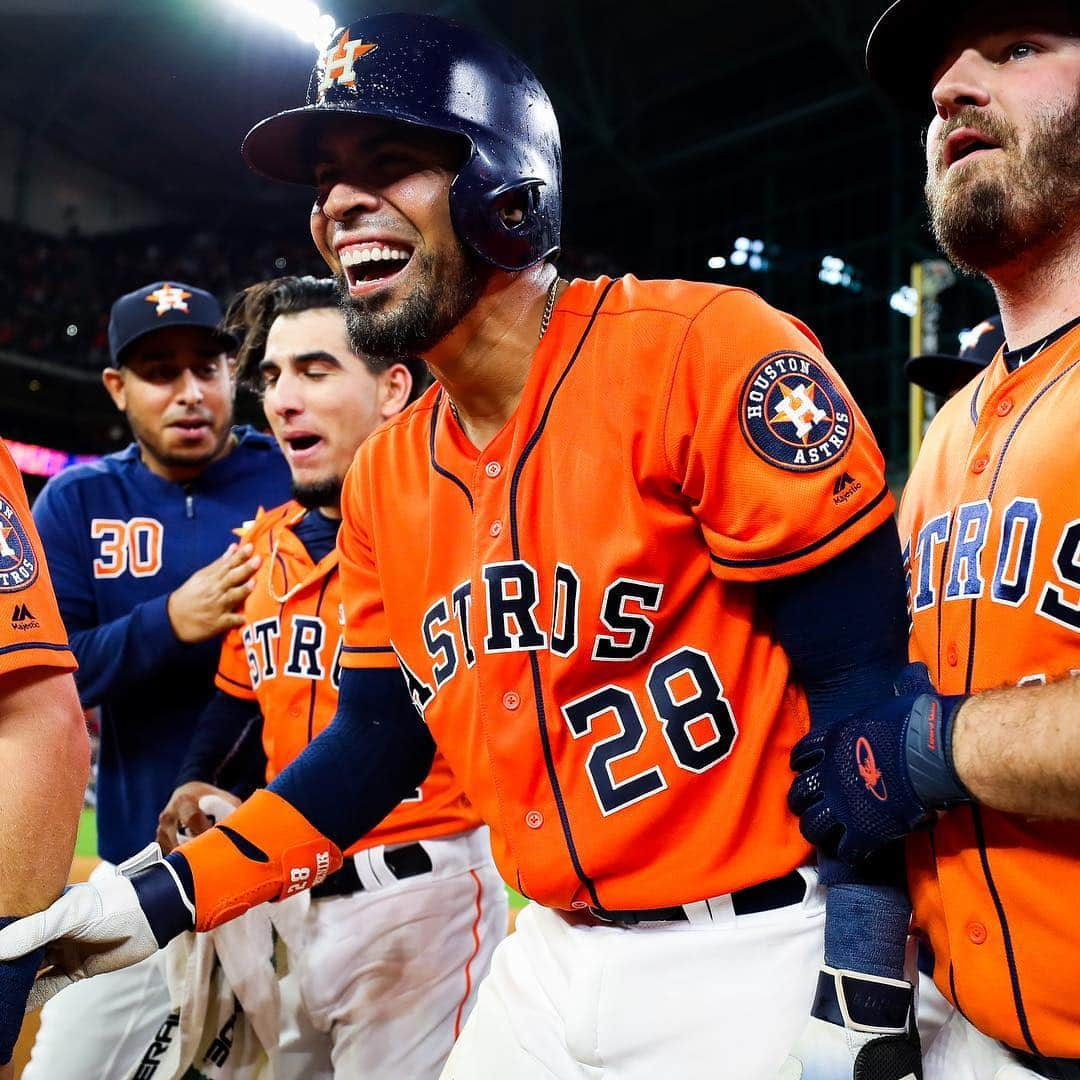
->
[157,782,241,854]
[0,844,189,1012]
[777,968,921,1079]
[166,542,260,644]
[788,664,970,863]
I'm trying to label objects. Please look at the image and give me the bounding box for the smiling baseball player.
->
[0,16,923,1079]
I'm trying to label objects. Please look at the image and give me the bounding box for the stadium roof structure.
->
[0,0,928,265]
[0,0,994,469]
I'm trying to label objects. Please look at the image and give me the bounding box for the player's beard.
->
[291,476,342,511]
[926,89,1080,274]
[336,237,491,357]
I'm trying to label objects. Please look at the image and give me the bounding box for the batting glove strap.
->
[810,967,913,1035]
[125,847,195,949]
[179,788,344,931]
[903,692,971,810]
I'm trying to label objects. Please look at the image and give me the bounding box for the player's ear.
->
[378,363,412,419]
[102,367,127,412]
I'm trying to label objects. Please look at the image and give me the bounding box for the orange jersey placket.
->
[434,373,592,909]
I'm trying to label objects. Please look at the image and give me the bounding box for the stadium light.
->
[727,237,769,271]
[229,0,338,51]
[890,285,919,317]
[818,255,862,293]
[707,256,727,270]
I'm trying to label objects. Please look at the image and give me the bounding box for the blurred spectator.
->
[0,221,622,370]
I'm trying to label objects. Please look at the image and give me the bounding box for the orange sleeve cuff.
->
[179,788,343,930]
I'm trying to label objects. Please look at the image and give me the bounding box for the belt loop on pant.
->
[310,841,433,899]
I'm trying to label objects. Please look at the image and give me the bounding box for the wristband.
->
[904,692,970,809]
[178,788,343,930]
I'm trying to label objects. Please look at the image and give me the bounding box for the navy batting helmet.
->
[242,13,561,272]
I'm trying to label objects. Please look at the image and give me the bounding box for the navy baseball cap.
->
[107,281,237,366]
[867,1,1080,111]
[905,315,1005,397]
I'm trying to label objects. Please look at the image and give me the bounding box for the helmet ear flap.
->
[492,182,542,230]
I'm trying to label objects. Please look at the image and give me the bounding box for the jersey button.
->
[289,704,302,718]
[995,398,1013,417]
[966,921,988,945]
[503,691,521,711]
[489,520,502,537]
[946,643,959,667]
[972,456,988,474]
[525,810,544,829]
[485,461,502,478]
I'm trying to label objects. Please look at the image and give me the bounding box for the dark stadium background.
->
[0,0,995,494]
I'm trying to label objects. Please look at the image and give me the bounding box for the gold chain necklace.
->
[448,276,561,426]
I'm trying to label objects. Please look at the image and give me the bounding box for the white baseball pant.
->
[274,826,507,1079]
[442,869,827,1079]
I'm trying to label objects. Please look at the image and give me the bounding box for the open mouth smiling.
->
[337,240,415,295]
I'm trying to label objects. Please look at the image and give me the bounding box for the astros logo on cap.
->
[739,351,855,472]
[0,498,38,593]
[145,284,192,316]
[317,30,378,98]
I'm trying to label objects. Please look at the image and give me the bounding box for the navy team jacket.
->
[33,427,291,863]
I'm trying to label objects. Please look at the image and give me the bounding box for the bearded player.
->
[787,3,1080,1078]
[157,275,505,1078]
[0,16,925,1079]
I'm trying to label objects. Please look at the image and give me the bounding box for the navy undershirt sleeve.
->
[174,690,265,791]
[268,666,436,851]
[761,519,908,731]
[761,519,912,978]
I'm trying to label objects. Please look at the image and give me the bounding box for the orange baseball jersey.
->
[215,501,478,855]
[0,440,75,678]
[338,275,894,911]
[900,319,1080,1057]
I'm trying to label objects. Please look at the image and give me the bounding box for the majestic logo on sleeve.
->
[739,352,854,472]
[0,498,38,592]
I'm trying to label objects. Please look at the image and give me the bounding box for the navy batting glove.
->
[788,663,970,863]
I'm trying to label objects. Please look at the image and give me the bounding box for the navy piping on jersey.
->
[429,390,474,512]
[507,278,616,911]
[969,378,984,427]
[935,514,954,680]
[971,805,1040,1054]
[987,355,1080,497]
[0,640,71,657]
[216,670,252,694]
[307,570,335,743]
[709,483,890,570]
[340,644,394,655]
[950,357,1080,1055]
